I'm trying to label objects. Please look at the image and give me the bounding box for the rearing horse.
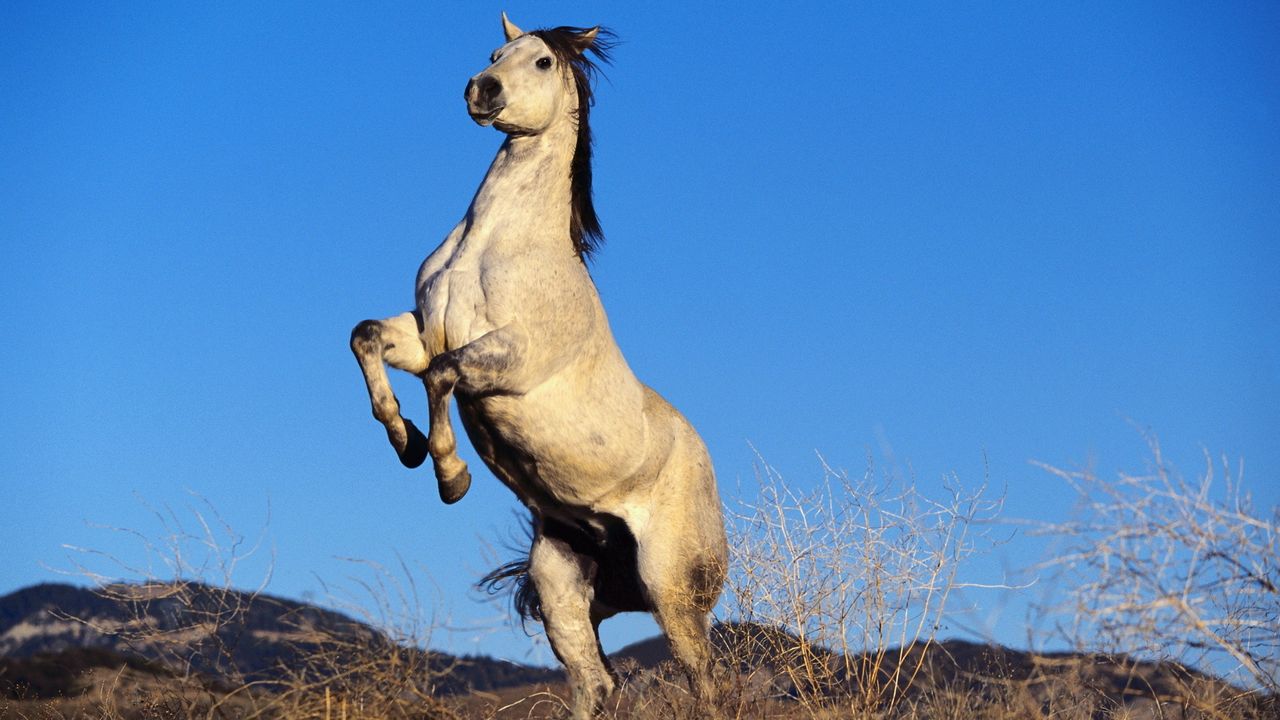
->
[350,14,727,718]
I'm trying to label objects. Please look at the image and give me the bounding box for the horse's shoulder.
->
[479,249,598,313]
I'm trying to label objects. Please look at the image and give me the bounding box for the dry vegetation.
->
[1033,433,1279,697]
[3,438,1276,719]
[716,453,1002,716]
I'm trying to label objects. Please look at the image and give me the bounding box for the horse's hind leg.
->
[350,312,429,468]
[529,525,614,720]
[636,439,728,714]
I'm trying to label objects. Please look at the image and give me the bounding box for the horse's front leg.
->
[424,325,527,504]
[350,312,430,468]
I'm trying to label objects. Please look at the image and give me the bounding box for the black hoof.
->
[397,419,429,469]
[436,464,471,505]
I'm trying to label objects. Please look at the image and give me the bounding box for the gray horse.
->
[350,14,727,718]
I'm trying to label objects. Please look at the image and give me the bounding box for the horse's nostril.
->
[478,75,502,103]
[464,78,475,100]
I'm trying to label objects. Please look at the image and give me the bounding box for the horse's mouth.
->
[470,106,504,126]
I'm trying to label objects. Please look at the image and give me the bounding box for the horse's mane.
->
[529,26,616,263]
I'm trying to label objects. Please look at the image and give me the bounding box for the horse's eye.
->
[536,56,553,70]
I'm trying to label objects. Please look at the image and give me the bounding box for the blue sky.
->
[2,2,1277,664]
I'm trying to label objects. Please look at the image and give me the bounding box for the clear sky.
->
[2,3,1277,665]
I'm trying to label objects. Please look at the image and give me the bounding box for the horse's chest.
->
[418,266,493,357]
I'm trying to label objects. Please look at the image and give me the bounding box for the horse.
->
[349,13,727,718]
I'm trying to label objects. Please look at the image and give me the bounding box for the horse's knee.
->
[425,352,460,397]
[350,319,382,356]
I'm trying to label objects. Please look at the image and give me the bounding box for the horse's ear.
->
[571,26,600,53]
[501,12,523,42]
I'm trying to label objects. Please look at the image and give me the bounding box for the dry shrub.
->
[715,453,1003,717]
[1036,432,1279,697]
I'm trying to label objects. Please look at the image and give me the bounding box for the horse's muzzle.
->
[465,74,505,126]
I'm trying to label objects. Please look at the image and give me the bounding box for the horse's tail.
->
[477,517,543,627]
[478,555,542,627]
[478,559,541,621]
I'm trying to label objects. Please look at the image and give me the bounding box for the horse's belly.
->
[467,382,648,507]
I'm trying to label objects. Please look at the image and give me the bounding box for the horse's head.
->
[465,13,611,136]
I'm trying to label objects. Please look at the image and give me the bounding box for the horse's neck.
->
[464,122,576,254]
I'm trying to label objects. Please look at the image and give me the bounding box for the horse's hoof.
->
[397,419,429,469]
[436,462,471,505]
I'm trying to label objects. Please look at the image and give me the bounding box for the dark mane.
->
[530,26,616,262]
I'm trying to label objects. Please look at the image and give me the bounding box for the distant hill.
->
[0,582,560,700]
